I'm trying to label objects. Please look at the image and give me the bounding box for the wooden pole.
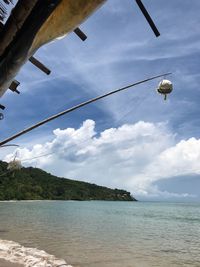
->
[0,73,171,146]
[29,56,51,75]
[74,27,87,41]
[135,0,160,37]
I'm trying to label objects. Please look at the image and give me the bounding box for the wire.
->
[18,129,93,162]
[21,152,54,162]
[114,92,148,126]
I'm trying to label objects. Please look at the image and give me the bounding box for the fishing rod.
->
[0,72,172,147]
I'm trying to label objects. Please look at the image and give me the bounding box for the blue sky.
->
[1,0,200,201]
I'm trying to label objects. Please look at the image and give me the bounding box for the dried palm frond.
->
[0,0,13,22]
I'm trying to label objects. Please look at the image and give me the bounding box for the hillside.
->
[0,161,136,201]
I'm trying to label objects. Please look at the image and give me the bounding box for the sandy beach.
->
[0,259,23,267]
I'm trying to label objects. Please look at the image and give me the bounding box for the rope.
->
[17,130,93,162]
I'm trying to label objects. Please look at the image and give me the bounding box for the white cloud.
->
[1,1,200,202]
[4,119,200,199]
[145,137,200,180]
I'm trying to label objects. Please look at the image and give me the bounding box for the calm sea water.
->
[0,201,200,267]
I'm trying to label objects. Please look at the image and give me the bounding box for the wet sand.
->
[0,259,23,267]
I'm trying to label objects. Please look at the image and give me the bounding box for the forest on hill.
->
[0,161,136,201]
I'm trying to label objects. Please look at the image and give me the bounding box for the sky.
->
[1,0,200,201]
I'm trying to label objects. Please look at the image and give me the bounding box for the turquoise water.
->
[0,201,200,267]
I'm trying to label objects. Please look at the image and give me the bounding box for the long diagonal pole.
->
[0,73,171,147]
[135,0,160,37]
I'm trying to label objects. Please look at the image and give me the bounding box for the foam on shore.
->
[0,239,72,267]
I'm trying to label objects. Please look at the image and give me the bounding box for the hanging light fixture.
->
[157,79,173,100]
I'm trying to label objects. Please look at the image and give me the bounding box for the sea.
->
[0,201,200,267]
